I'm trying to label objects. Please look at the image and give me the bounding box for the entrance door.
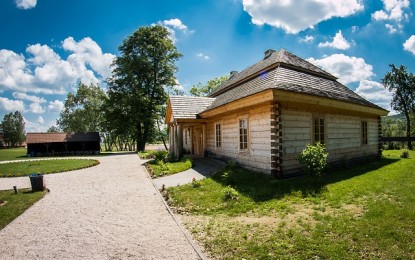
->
[192,128,203,156]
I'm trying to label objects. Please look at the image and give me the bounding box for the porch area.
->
[168,121,207,158]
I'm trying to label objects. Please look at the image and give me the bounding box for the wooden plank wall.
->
[281,107,380,175]
[206,104,272,173]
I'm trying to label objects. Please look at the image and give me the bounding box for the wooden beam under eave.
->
[273,89,389,117]
[200,89,274,118]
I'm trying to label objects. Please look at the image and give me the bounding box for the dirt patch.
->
[179,202,365,233]
[0,200,7,206]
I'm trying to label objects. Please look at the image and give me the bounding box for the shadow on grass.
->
[211,157,400,202]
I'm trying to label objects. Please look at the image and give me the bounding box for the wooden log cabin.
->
[26,132,101,157]
[165,49,388,177]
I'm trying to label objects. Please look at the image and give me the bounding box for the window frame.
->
[361,121,368,145]
[215,123,222,148]
[239,118,249,152]
[313,116,325,145]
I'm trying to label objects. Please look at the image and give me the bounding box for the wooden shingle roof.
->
[205,49,386,112]
[209,49,336,97]
[168,96,215,120]
[26,132,100,144]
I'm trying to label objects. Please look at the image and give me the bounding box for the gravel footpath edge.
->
[142,160,208,260]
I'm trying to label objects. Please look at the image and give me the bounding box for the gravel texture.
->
[0,153,200,259]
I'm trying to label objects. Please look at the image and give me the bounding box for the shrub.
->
[153,150,168,161]
[157,160,170,173]
[223,186,239,201]
[400,149,410,159]
[298,142,329,177]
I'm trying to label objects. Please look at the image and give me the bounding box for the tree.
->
[189,75,229,97]
[382,64,415,150]
[57,82,107,133]
[47,126,60,133]
[1,111,25,147]
[107,25,182,151]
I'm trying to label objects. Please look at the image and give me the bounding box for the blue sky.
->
[1,0,414,132]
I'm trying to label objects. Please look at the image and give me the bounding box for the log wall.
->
[206,104,272,173]
[281,106,380,176]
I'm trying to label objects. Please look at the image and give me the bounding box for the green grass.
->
[168,150,415,259]
[0,189,45,230]
[139,150,192,178]
[0,148,27,161]
[0,159,100,177]
[148,158,192,178]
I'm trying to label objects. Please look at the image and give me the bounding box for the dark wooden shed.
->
[26,132,100,157]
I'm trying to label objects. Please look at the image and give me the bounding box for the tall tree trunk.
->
[156,119,168,150]
[404,111,413,150]
[136,123,146,151]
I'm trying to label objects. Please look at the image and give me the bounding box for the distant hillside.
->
[386,113,405,120]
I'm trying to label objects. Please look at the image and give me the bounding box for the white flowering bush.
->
[298,142,328,177]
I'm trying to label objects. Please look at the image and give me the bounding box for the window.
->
[362,121,368,145]
[313,117,325,144]
[215,124,222,148]
[239,119,248,150]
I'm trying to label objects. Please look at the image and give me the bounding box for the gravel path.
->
[0,153,201,259]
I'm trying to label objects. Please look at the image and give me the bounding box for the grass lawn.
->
[0,148,27,161]
[0,189,45,230]
[139,150,193,178]
[148,159,192,178]
[168,150,415,259]
[0,159,99,177]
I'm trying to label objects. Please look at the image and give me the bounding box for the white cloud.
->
[29,102,44,114]
[0,97,25,112]
[12,92,46,103]
[15,0,37,9]
[385,24,398,33]
[162,18,188,31]
[372,0,410,21]
[371,0,410,33]
[299,35,314,43]
[242,0,363,34]
[62,37,115,80]
[308,54,374,85]
[355,80,393,111]
[47,100,64,112]
[24,117,47,133]
[308,54,391,111]
[158,18,191,43]
[0,37,115,95]
[403,35,415,55]
[318,30,351,50]
[196,53,210,60]
[37,116,44,124]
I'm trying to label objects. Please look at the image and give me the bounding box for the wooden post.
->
[189,127,193,155]
[169,125,173,152]
[202,123,207,157]
[172,124,177,157]
[177,123,183,158]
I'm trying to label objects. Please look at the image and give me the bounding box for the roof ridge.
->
[209,48,337,97]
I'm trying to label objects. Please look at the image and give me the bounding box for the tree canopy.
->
[382,64,415,149]
[189,75,229,97]
[57,82,107,133]
[1,111,25,147]
[107,25,182,151]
